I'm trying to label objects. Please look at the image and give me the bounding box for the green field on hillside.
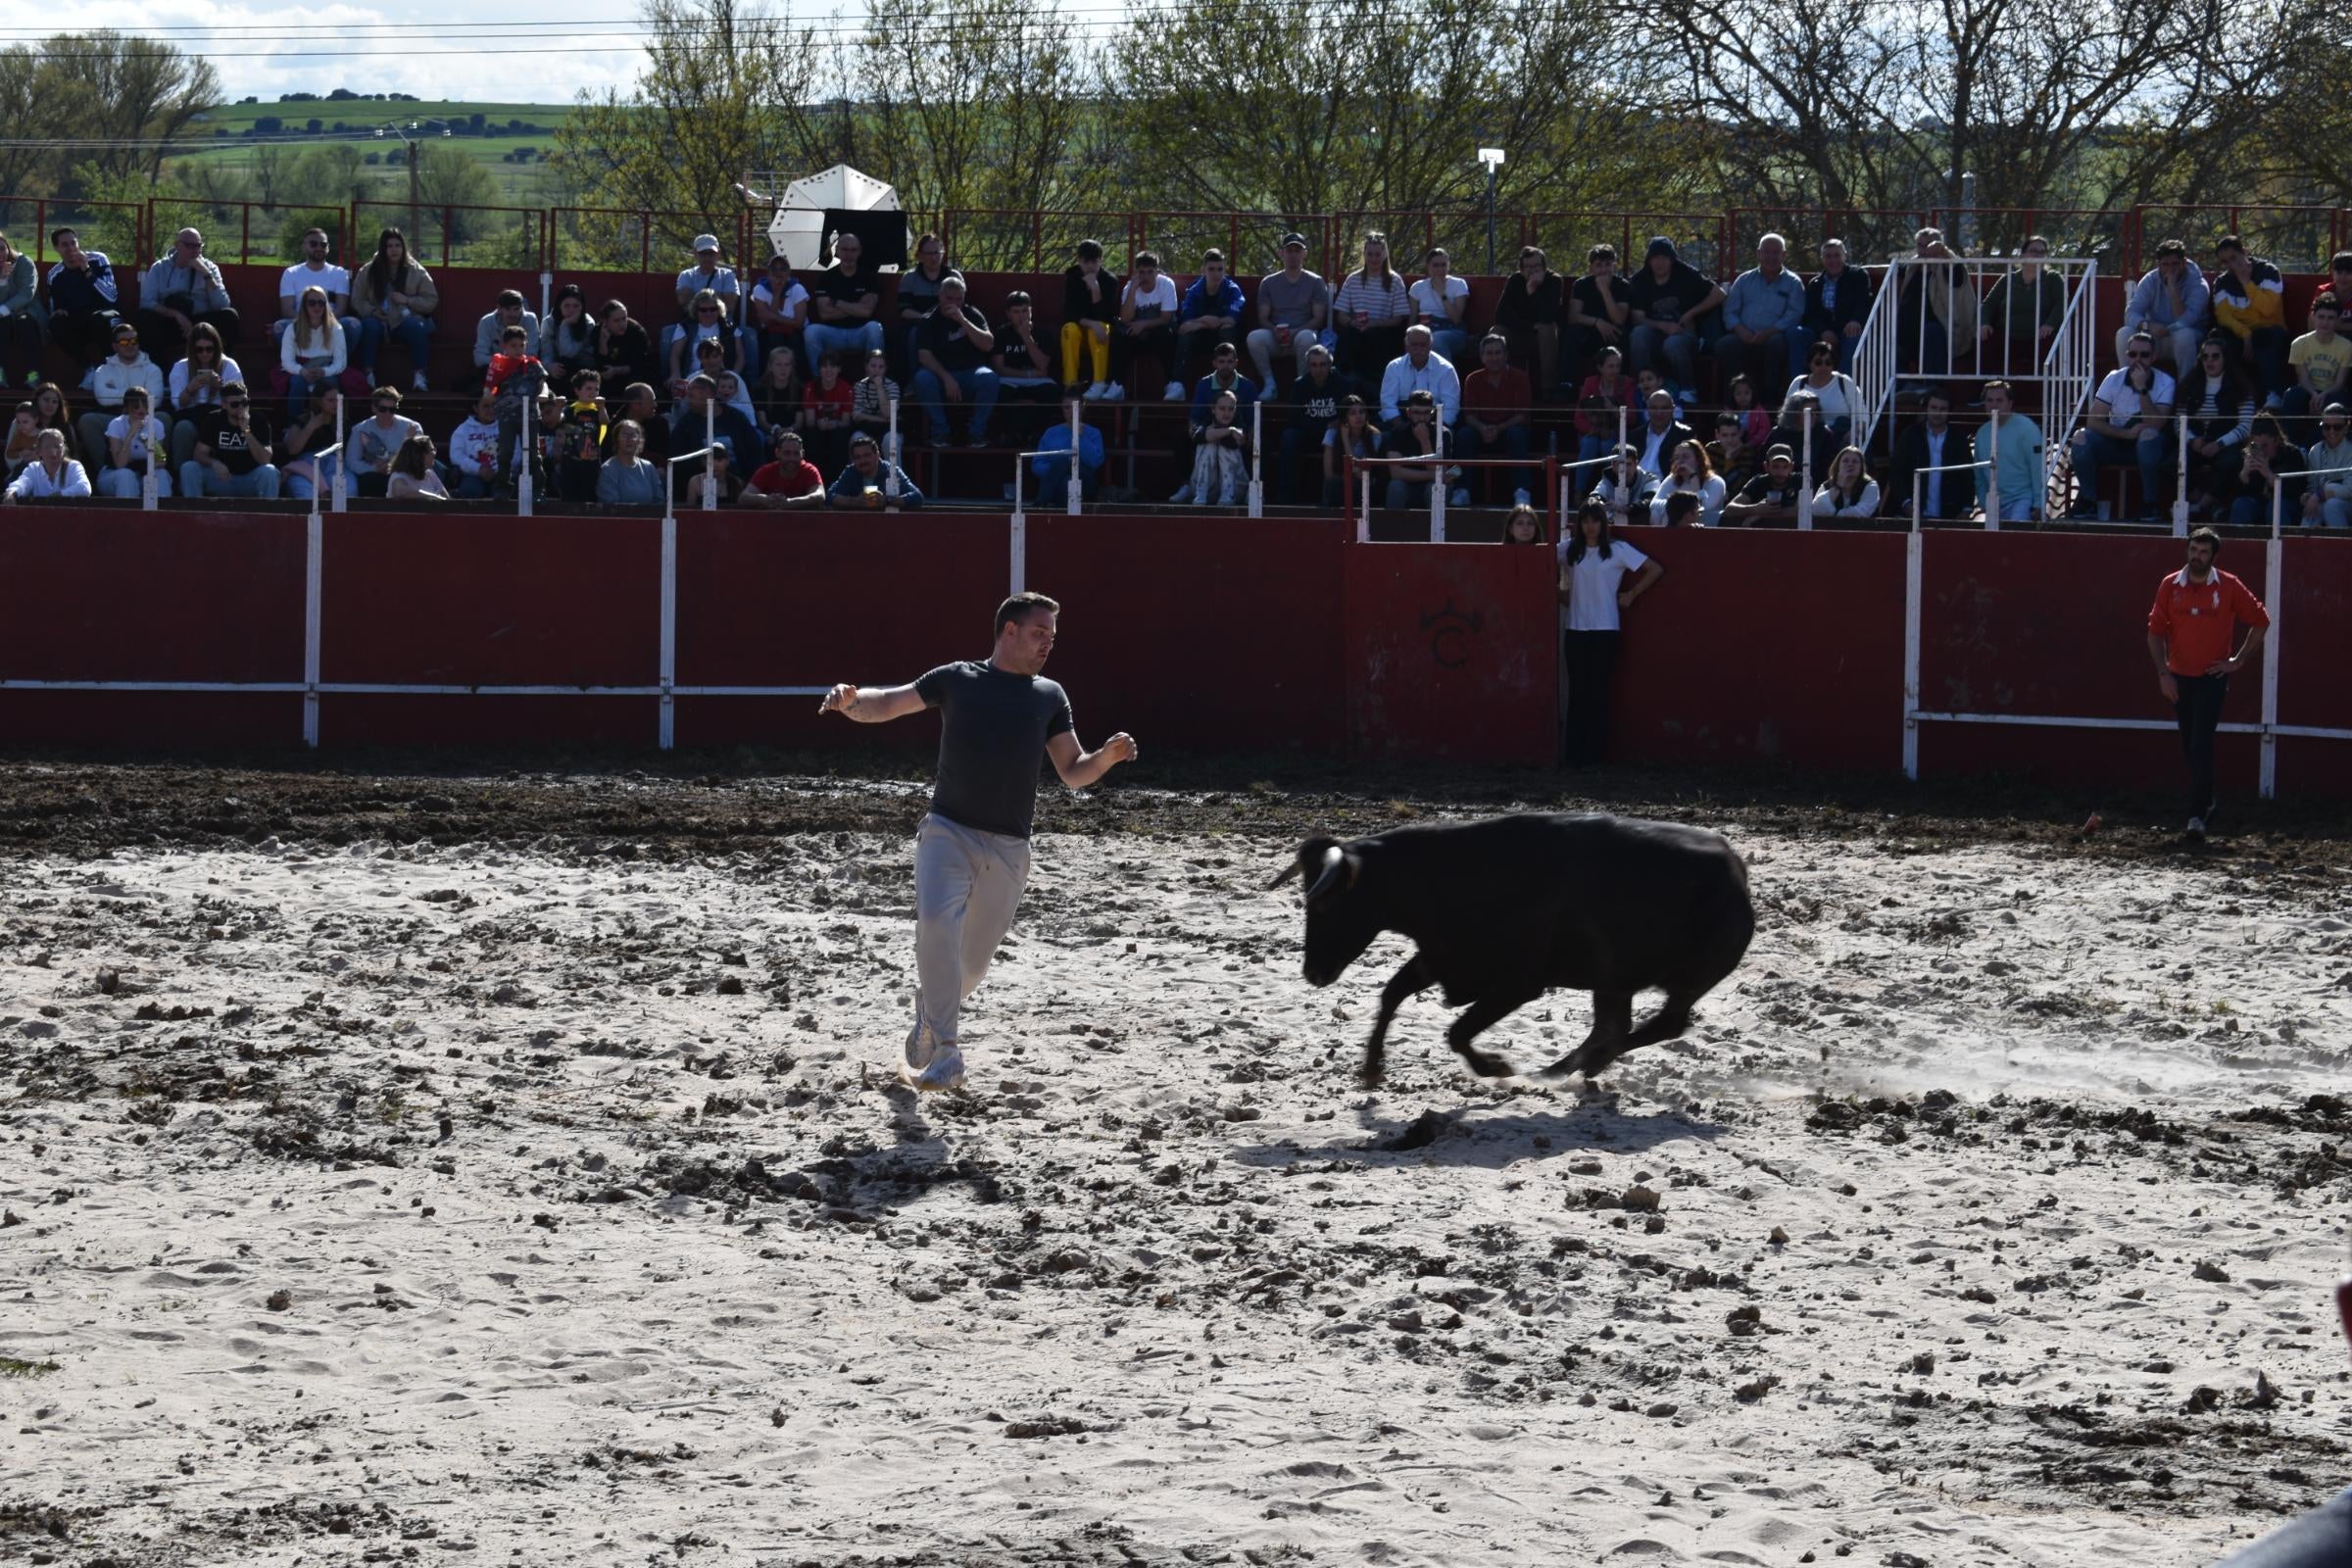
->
[172,100,580,208]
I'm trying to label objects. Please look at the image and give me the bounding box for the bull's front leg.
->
[1362,956,1434,1088]
[1445,988,1540,1078]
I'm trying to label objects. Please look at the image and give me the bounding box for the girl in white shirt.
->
[1555,498,1664,764]
[280,285,347,424]
[1813,446,1881,518]
[101,385,171,498]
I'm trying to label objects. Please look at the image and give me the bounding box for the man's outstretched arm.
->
[818,683,926,722]
[1047,729,1138,788]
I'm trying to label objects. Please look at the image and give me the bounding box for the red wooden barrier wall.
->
[1342,544,1558,764]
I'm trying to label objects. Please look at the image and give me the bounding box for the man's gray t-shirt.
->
[1258,270,1330,329]
[914,661,1075,839]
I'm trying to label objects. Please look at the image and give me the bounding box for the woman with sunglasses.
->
[278,285,346,424]
[2178,333,2257,517]
[1781,338,1865,447]
[666,288,741,397]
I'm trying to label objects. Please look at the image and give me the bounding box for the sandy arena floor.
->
[3,762,2351,1566]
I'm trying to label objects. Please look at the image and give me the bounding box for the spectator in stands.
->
[1275,342,1352,502]
[1032,392,1104,508]
[1707,411,1755,492]
[1723,232,1806,398]
[77,322,166,471]
[135,227,239,371]
[1592,442,1658,525]
[98,384,169,499]
[1972,379,2043,523]
[1324,393,1382,508]
[2306,405,2352,526]
[829,429,923,509]
[2178,336,2255,515]
[1380,388,1446,512]
[992,291,1059,422]
[710,358,759,430]
[749,252,808,366]
[1179,386,1250,506]
[751,345,808,438]
[386,434,450,502]
[2118,237,2209,379]
[1494,245,1564,395]
[486,323,547,494]
[1627,236,1722,395]
[1116,250,1180,397]
[449,390,503,499]
[805,352,856,475]
[1769,388,1830,492]
[675,234,740,330]
[1060,239,1120,400]
[595,419,664,506]
[3,428,89,503]
[2314,251,2352,319]
[1573,345,1637,466]
[668,289,743,397]
[850,346,899,447]
[589,299,657,392]
[1801,237,1872,376]
[1187,341,1258,428]
[1502,504,1544,545]
[2209,234,2288,405]
[1333,231,1413,382]
[2231,416,2305,527]
[743,425,829,509]
[167,319,240,459]
[541,283,596,387]
[278,286,346,425]
[2285,296,2352,427]
[1648,439,1725,525]
[1811,445,1880,520]
[178,381,278,500]
[1726,373,1770,451]
[344,228,437,394]
[1887,391,1961,519]
[1633,388,1695,485]
[1555,496,1663,765]
[2069,330,2175,521]
[672,372,760,474]
[1175,248,1247,395]
[1409,247,1473,368]
[911,275,998,448]
[13,381,69,473]
[895,231,959,372]
[1977,233,2066,377]
[685,445,743,508]
[1722,445,1804,527]
[1782,339,1864,446]
[1893,226,1976,380]
[1247,232,1332,394]
[1565,244,1634,389]
[803,232,887,376]
[5,402,36,477]
[43,227,121,368]
[603,382,667,468]
[1459,332,1534,506]
[1378,324,1460,434]
[273,228,352,352]
[349,385,423,498]
[279,388,343,502]
[469,290,540,394]
[0,232,44,389]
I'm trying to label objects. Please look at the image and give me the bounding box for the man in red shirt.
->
[1459,332,1534,506]
[2146,527,2271,840]
[743,426,826,509]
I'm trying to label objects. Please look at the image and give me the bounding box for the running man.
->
[2146,527,2269,841]
[819,592,1138,1091]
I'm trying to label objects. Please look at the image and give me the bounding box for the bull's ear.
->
[1269,835,1340,890]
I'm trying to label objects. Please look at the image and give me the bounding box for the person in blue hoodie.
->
[1032,393,1103,508]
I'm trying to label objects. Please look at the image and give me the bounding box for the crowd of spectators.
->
[9,215,2352,524]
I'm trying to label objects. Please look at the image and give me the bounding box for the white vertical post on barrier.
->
[1902,523,1924,780]
[1247,397,1263,518]
[141,418,158,511]
[331,396,347,514]
[302,513,322,748]
[1797,406,1814,530]
[702,400,717,511]
[885,397,902,504]
[1067,399,1084,516]
[2174,412,2190,536]
[1559,468,1571,538]
[1430,406,1447,542]
[1985,412,2001,531]
[658,514,677,751]
[2264,485,2282,799]
[1357,464,1371,543]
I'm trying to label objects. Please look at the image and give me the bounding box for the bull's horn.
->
[1304,845,1348,901]
[1268,859,1303,889]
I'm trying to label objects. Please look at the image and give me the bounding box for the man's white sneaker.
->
[2186,815,2207,841]
[899,1020,938,1088]
[1163,379,1185,400]
[913,1044,965,1093]
[1100,381,1124,402]
[413,370,430,393]
[1170,483,1194,503]
[1082,380,1108,401]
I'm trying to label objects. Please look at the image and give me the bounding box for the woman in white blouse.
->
[1812,445,1881,518]
[1782,339,1866,444]
[1556,497,1665,764]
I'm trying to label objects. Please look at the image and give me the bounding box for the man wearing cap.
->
[1247,233,1332,393]
[137,228,240,368]
[676,234,741,327]
[75,321,167,470]
[1627,236,1724,392]
[1721,445,1806,526]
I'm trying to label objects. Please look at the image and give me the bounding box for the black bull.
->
[1272,812,1754,1084]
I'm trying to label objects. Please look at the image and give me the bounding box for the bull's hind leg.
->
[1361,956,1435,1088]
[1445,989,1541,1079]
[1583,984,1708,1075]
[1539,989,1632,1080]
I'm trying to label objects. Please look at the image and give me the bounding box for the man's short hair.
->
[1587,244,1615,265]
[1201,248,1225,266]
[1404,388,1435,408]
[2154,237,2188,260]
[1646,389,1674,408]
[622,382,657,406]
[1518,245,1546,266]
[2188,525,2223,556]
[773,425,803,447]
[1075,238,1102,262]
[1404,323,1432,342]
[2319,298,2343,316]
[1004,289,1031,309]
[1981,379,2012,399]
[849,431,879,451]
[2333,251,2352,274]
[995,591,1061,637]
[1481,332,1508,351]
[938,275,966,295]
[1213,341,1237,358]
[2129,329,2157,346]
[218,380,249,399]
[697,339,724,355]
[2251,415,2287,447]
[1664,491,1701,524]
[1821,237,1846,255]
[2215,233,2245,257]
[496,289,524,310]
[687,373,716,391]
[502,325,527,343]
[373,385,403,406]
[1427,246,1449,263]
[1757,231,1787,250]
[1133,250,1160,270]
[51,226,74,247]
[571,368,599,393]
[1305,343,1331,362]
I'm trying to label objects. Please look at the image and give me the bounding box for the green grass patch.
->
[0,1356,61,1378]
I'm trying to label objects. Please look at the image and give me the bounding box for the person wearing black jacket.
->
[1801,238,1874,378]
[1276,345,1355,502]
[1885,389,1966,519]
[1494,245,1564,393]
[1060,240,1122,398]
